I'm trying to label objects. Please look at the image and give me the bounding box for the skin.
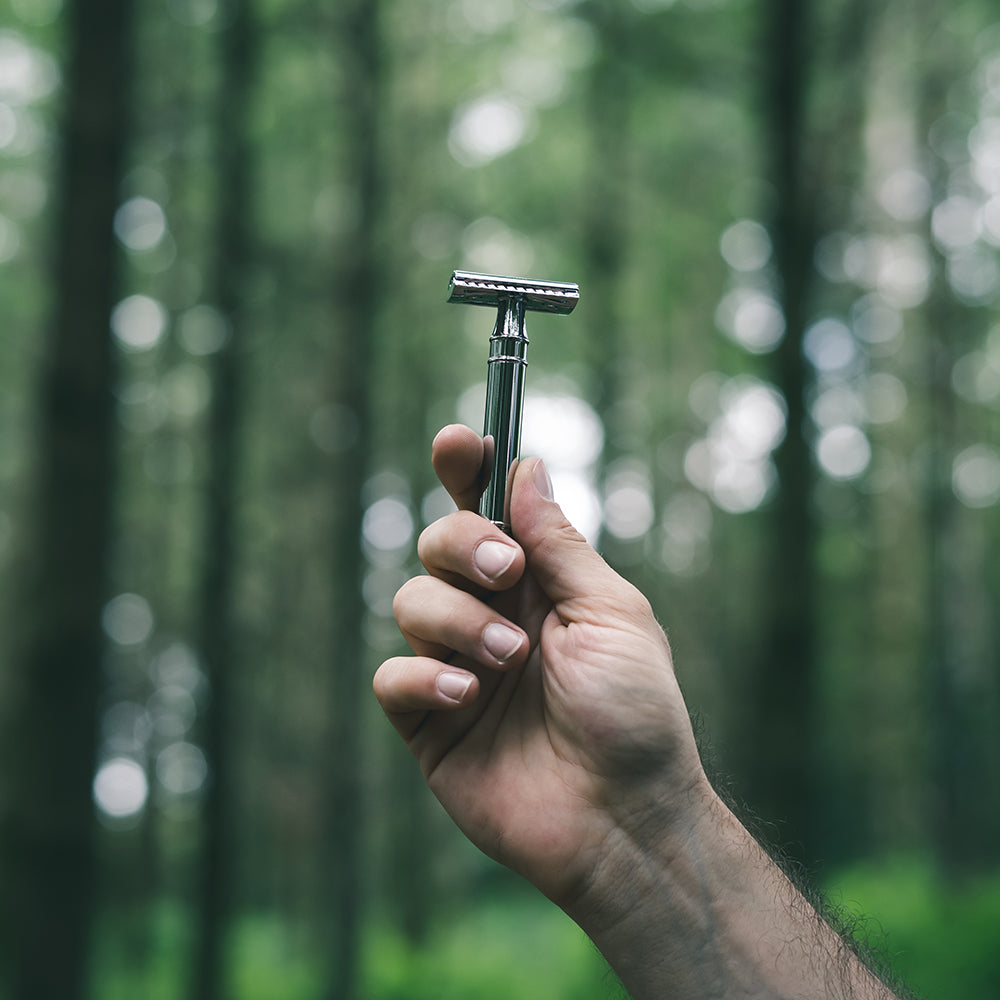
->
[373,424,901,1000]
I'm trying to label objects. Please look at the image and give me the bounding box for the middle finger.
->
[394,574,529,669]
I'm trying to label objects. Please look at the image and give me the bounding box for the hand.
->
[373,424,708,910]
[374,426,905,1000]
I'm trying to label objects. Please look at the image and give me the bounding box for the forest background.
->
[1,0,999,997]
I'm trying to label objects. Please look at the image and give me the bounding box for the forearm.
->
[563,779,900,1000]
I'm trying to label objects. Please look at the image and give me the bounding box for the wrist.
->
[561,776,895,1000]
[561,770,730,994]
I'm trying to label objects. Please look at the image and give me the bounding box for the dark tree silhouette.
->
[190,1,259,998]
[321,2,384,997]
[0,0,136,996]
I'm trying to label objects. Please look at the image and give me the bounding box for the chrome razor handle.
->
[448,270,580,533]
[481,295,527,529]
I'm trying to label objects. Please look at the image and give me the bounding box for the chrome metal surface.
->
[448,269,579,532]
[448,270,580,314]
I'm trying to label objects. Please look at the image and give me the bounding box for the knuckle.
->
[417,508,498,575]
[415,510,467,564]
[372,658,398,700]
[392,575,428,622]
[415,523,437,567]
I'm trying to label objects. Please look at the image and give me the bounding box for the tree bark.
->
[742,0,875,866]
[321,2,383,996]
[740,0,821,864]
[1,0,135,996]
[580,0,632,557]
[190,1,258,998]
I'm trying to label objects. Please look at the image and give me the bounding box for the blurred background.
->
[1,0,999,997]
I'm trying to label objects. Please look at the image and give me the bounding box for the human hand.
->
[373,424,709,911]
[374,425,907,1000]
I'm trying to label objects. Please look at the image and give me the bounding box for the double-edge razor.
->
[448,269,580,532]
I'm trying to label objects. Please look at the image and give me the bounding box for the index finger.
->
[431,424,487,512]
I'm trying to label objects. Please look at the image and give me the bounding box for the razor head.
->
[448,270,580,315]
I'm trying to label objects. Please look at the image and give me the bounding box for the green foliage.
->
[830,857,1000,999]
[91,900,191,1000]
[229,914,324,1000]
[83,869,1000,1000]
[365,894,615,1000]
[90,895,616,1000]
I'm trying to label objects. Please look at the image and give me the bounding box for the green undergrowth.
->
[87,857,1000,1000]
[91,888,617,1000]
[363,896,614,1000]
[827,855,1000,999]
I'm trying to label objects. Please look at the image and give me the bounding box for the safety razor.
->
[448,269,580,532]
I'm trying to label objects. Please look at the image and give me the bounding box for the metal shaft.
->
[481,296,527,529]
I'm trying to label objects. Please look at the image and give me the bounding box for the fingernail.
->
[437,671,474,704]
[534,459,554,501]
[474,539,517,581]
[483,622,522,663]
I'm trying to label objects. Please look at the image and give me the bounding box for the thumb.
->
[509,458,627,613]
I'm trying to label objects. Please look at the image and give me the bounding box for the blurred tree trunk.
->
[922,283,980,879]
[0,0,135,996]
[579,0,632,558]
[740,0,820,863]
[744,0,873,864]
[917,24,989,878]
[189,1,259,998]
[321,1,383,996]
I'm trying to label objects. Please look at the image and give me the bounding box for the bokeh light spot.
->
[522,392,604,470]
[93,757,148,820]
[156,742,208,796]
[0,31,60,102]
[947,247,1000,305]
[952,444,1000,509]
[852,295,903,346]
[114,196,166,252]
[816,425,871,481]
[102,592,154,647]
[449,95,528,166]
[803,318,856,373]
[151,642,203,693]
[603,462,654,541]
[811,385,864,430]
[878,168,931,222]
[362,497,414,557]
[719,219,772,272]
[715,287,785,353]
[684,376,785,513]
[111,295,168,352]
[932,195,981,251]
